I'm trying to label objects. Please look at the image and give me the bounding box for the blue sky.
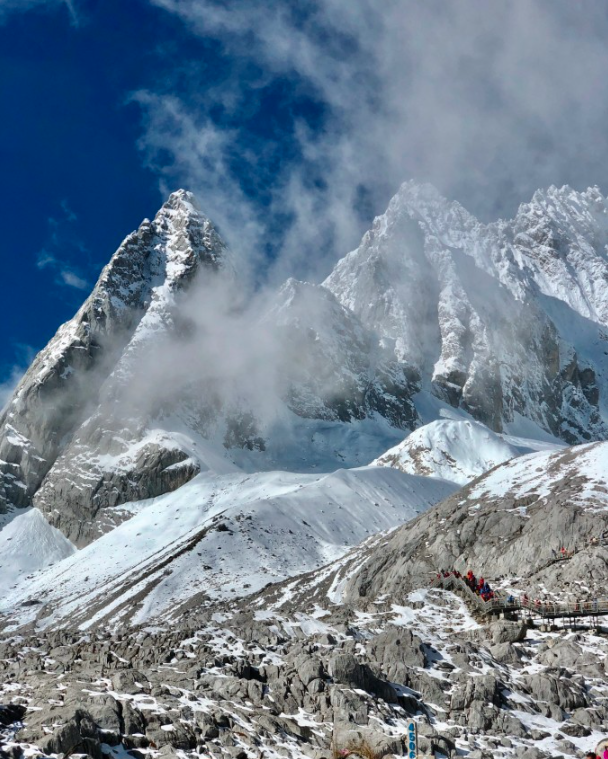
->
[0,0,166,385]
[5,0,608,397]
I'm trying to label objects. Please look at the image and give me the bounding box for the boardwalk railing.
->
[550,534,608,562]
[430,573,608,620]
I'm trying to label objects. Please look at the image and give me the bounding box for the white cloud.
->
[59,269,88,290]
[139,0,608,281]
[0,366,22,411]
[36,251,57,270]
[0,346,36,412]
[0,369,21,412]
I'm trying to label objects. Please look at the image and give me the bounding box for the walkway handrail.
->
[430,573,608,620]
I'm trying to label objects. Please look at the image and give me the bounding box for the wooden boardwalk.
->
[431,573,608,621]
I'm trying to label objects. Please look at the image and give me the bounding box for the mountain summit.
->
[0,191,230,540]
[2,182,608,547]
[325,181,608,442]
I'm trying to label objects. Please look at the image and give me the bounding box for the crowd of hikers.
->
[436,568,604,615]
[586,748,608,759]
[437,569,495,602]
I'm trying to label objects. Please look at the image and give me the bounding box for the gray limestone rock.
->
[38,709,102,759]
[329,653,398,703]
[111,669,150,695]
[122,701,146,736]
[520,671,587,710]
[334,440,608,607]
[488,620,527,644]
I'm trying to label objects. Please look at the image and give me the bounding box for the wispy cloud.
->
[0,346,36,412]
[59,270,88,290]
[0,0,79,25]
[138,0,608,282]
[35,201,91,292]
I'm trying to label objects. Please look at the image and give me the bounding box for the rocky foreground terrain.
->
[4,437,608,759]
[2,582,608,759]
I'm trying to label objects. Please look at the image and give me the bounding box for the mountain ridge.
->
[3,180,608,549]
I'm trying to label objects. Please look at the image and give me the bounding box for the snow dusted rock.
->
[0,190,226,524]
[340,440,608,605]
[268,278,420,429]
[0,466,456,630]
[324,181,608,443]
[488,620,527,645]
[5,584,607,759]
[371,418,533,485]
[328,652,398,703]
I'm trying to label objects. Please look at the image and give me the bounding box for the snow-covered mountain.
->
[371,418,564,485]
[5,183,608,759]
[0,466,455,630]
[0,191,228,536]
[3,180,608,581]
[325,181,608,443]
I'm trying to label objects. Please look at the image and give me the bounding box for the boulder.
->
[329,654,398,703]
[111,670,150,695]
[488,620,527,645]
[39,709,102,759]
[0,705,26,727]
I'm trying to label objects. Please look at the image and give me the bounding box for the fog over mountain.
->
[3,180,608,541]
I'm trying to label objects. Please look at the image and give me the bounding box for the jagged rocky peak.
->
[152,188,229,275]
[506,184,608,324]
[323,180,608,443]
[0,189,229,516]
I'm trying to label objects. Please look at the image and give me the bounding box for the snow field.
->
[0,466,456,630]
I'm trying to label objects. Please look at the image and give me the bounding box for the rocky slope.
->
[2,558,608,759]
[3,373,608,759]
[287,439,608,612]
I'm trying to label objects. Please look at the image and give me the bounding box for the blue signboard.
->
[407,721,417,759]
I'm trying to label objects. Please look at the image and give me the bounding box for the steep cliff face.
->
[0,190,229,540]
[324,182,608,442]
[266,279,420,430]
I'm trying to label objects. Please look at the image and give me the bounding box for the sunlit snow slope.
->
[0,508,75,590]
[0,466,455,631]
[372,419,564,485]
